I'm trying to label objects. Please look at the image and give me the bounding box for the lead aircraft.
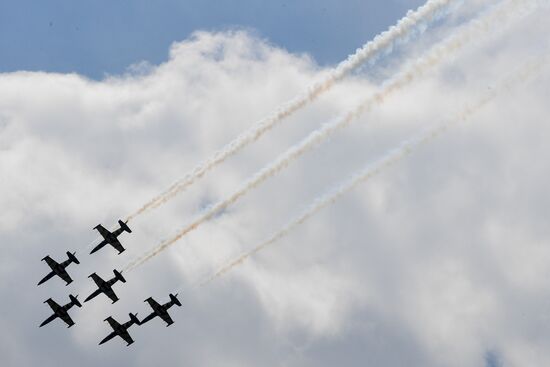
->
[90,220,132,255]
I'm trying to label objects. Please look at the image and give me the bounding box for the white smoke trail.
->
[125,0,539,271]
[124,0,458,221]
[199,55,548,286]
[86,0,456,253]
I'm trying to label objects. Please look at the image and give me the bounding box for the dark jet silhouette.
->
[84,269,126,304]
[39,294,82,328]
[139,293,182,326]
[99,313,140,346]
[37,251,80,286]
[90,220,132,255]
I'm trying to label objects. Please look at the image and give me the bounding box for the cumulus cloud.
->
[1,1,550,366]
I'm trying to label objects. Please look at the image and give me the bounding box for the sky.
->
[0,0,423,79]
[1,0,550,366]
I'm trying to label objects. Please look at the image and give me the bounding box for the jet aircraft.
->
[39,294,82,328]
[37,251,80,286]
[139,293,182,326]
[99,313,140,346]
[84,269,126,304]
[90,220,132,255]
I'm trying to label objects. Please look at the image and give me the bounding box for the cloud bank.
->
[1,1,550,366]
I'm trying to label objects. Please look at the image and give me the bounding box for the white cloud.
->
[1,4,550,366]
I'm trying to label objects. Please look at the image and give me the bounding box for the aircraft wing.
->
[105,317,121,330]
[42,256,57,268]
[158,311,174,325]
[56,268,73,284]
[94,224,111,239]
[145,297,162,310]
[58,312,75,327]
[103,287,119,303]
[108,238,125,253]
[117,329,134,345]
[89,273,104,286]
[45,298,60,311]
[90,240,107,254]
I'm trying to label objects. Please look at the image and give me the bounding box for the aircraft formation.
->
[38,220,181,346]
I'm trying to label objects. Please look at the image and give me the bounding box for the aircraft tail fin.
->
[70,294,82,308]
[129,313,140,325]
[169,293,182,307]
[114,269,126,283]
[118,220,132,234]
[67,251,80,265]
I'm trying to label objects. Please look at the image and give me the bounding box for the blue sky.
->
[0,0,422,79]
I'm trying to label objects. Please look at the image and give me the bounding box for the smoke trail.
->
[125,0,539,271]
[199,55,548,286]
[124,0,458,222]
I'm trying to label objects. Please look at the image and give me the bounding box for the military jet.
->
[99,313,140,346]
[139,293,182,326]
[90,220,132,255]
[37,251,80,286]
[84,269,126,304]
[39,294,82,328]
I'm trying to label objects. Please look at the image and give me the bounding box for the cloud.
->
[1,3,550,366]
